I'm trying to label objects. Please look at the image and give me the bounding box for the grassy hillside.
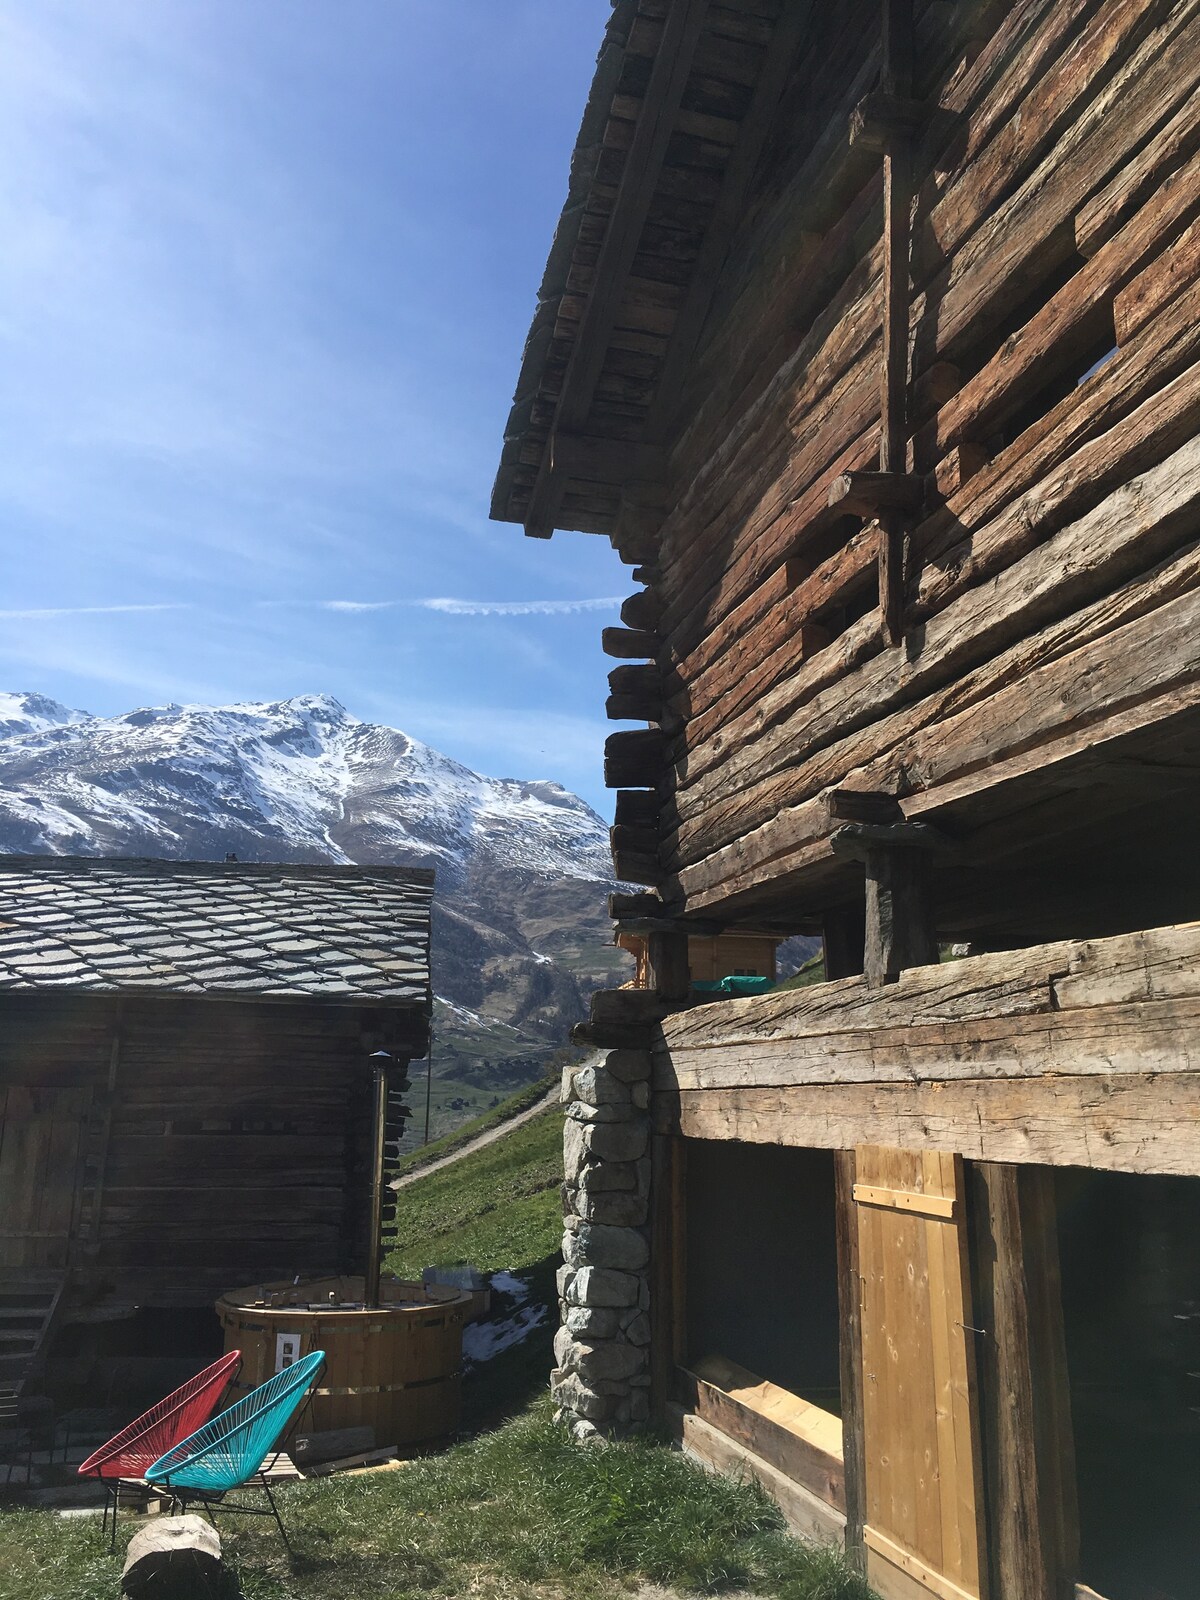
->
[395,1076,555,1175]
[388,1100,564,1278]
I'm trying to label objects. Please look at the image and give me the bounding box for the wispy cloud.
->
[0,603,186,621]
[257,596,622,617]
[419,596,621,617]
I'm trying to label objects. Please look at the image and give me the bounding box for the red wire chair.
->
[78,1349,241,1549]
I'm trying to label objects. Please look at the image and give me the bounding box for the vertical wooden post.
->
[647,929,691,1002]
[835,1149,867,1567]
[972,1165,1080,1599]
[824,913,867,1562]
[878,0,915,647]
[86,1003,123,1252]
[364,1054,391,1308]
[862,842,938,985]
[831,821,943,987]
[650,1132,675,1421]
[650,1132,687,1422]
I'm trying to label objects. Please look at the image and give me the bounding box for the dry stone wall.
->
[551,1047,653,1439]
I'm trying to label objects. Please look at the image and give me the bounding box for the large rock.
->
[576,1160,639,1192]
[571,1062,632,1106]
[571,1339,647,1382]
[122,1515,225,1598]
[563,1117,589,1180]
[565,1223,649,1271]
[599,1048,653,1083]
[583,1120,648,1163]
[566,1101,628,1124]
[563,1265,640,1307]
[550,1369,615,1421]
[578,1190,648,1227]
[563,1303,621,1338]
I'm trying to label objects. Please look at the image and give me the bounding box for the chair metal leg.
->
[261,1475,291,1553]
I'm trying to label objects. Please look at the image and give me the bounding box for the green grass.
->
[395,1076,557,1178]
[0,1405,872,1600]
[387,1101,565,1278]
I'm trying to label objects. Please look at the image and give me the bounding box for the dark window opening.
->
[964,248,1089,382]
[685,1140,841,1414]
[986,314,1120,455]
[1056,1169,1200,1600]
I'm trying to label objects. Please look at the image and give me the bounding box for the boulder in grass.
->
[122,1514,225,1598]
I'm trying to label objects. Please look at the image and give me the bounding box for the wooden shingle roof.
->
[0,858,434,1006]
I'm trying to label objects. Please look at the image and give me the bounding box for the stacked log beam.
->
[610,0,1200,919]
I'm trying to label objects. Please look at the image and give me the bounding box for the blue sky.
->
[0,1,630,814]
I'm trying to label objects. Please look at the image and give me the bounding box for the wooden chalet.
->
[0,857,432,1419]
[494,3,1200,1597]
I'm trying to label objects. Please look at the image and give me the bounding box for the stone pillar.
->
[552,1047,653,1441]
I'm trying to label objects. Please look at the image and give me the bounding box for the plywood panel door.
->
[854,1145,987,1600]
[0,1088,91,1270]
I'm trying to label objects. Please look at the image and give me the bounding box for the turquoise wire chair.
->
[144,1350,325,1547]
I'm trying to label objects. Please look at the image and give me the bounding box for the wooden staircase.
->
[0,1273,67,1426]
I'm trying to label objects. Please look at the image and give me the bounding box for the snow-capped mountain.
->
[0,692,628,1085]
[0,691,610,883]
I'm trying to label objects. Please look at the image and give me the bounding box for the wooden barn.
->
[0,857,432,1419]
[493,3,1200,1598]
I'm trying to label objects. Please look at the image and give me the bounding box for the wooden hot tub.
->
[216,1274,473,1444]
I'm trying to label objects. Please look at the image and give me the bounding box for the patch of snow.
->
[462,1303,547,1366]
[488,1271,530,1305]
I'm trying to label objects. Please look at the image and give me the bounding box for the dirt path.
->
[392,1087,559,1190]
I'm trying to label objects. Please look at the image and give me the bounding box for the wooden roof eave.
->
[491,1,819,546]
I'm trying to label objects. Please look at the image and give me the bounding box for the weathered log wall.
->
[651,923,1200,1176]
[0,993,423,1302]
[607,0,1200,925]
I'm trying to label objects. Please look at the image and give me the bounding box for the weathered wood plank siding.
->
[0,993,416,1301]
[652,925,1200,1175]
[644,1,1200,918]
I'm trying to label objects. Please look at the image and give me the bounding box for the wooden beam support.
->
[611,823,661,886]
[550,432,666,486]
[602,627,658,660]
[620,589,663,633]
[972,1165,1079,1600]
[878,0,916,647]
[607,692,666,724]
[605,728,666,789]
[827,471,925,517]
[647,929,691,1003]
[646,0,817,439]
[849,90,925,154]
[614,790,658,829]
[523,0,711,536]
[834,1150,867,1565]
[609,890,663,922]
[831,820,944,986]
[590,987,670,1028]
[608,662,661,698]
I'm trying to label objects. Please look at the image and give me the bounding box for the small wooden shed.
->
[0,857,433,1416]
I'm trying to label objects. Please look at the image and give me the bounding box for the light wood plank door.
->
[854,1144,987,1600]
[0,1088,91,1270]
